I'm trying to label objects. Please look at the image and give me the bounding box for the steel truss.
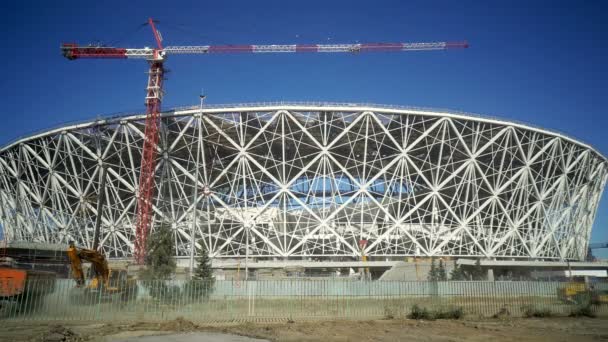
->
[0,104,606,261]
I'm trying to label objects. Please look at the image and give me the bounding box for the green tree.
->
[139,221,178,300]
[193,240,214,281]
[437,259,448,281]
[450,262,467,281]
[471,259,485,280]
[428,258,438,281]
[140,221,176,279]
[185,240,215,300]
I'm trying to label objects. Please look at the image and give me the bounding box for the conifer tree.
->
[139,221,178,300]
[193,239,214,282]
[450,261,467,281]
[437,259,448,281]
[186,239,215,300]
[428,258,438,281]
[140,221,176,280]
[471,259,485,280]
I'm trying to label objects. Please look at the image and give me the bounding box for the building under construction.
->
[0,103,605,279]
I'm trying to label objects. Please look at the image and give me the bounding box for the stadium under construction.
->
[0,103,607,279]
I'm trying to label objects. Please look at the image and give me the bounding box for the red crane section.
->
[133,18,165,264]
[61,19,468,264]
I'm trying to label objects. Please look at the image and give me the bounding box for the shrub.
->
[492,306,511,319]
[383,306,395,320]
[569,305,596,318]
[523,306,553,318]
[407,305,464,320]
[408,304,432,320]
[434,307,464,320]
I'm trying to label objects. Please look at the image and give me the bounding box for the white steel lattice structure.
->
[0,103,606,261]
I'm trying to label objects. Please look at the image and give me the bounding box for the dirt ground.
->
[1,316,608,342]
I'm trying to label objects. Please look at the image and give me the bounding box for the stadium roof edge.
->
[2,102,606,162]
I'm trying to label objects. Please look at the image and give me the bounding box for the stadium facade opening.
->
[0,103,605,261]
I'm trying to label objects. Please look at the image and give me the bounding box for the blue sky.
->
[2,1,607,257]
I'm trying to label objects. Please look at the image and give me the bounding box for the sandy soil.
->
[1,317,607,342]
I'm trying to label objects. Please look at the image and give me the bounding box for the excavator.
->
[67,241,137,303]
[557,281,608,305]
[557,242,608,305]
[66,167,137,303]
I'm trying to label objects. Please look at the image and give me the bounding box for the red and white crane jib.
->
[164,41,468,54]
[61,41,468,59]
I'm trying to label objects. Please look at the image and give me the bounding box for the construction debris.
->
[41,325,82,342]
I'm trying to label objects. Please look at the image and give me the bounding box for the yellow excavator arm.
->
[67,241,110,288]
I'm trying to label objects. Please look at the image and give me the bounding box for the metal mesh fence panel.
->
[1,279,607,322]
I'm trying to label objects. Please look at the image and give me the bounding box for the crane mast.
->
[137,67,164,262]
[61,19,468,264]
[132,19,165,264]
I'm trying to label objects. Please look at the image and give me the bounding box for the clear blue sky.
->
[2,1,607,257]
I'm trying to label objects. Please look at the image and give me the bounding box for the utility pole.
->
[245,227,249,281]
[92,165,107,251]
[189,93,206,278]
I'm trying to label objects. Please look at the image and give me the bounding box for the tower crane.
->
[61,18,469,264]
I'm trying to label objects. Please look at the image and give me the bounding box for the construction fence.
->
[1,279,607,322]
